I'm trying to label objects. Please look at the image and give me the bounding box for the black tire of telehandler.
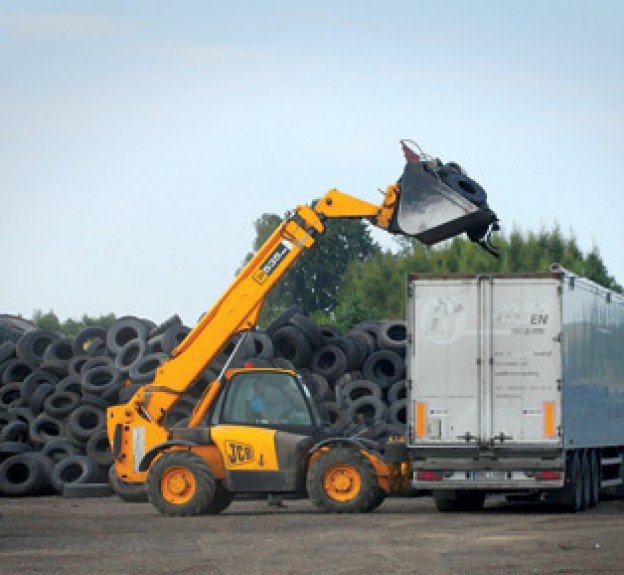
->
[207,481,235,514]
[108,466,148,502]
[146,451,216,516]
[365,486,387,512]
[307,447,378,513]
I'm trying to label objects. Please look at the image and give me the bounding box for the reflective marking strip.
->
[415,401,427,438]
[133,426,145,473]
[543,401,556,438]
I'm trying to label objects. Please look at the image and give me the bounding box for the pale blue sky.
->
[2,1,623,325]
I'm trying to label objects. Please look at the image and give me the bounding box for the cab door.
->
[210,370,318,492]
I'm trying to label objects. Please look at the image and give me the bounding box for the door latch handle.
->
[456,432,478,443]
[491,432,513,444]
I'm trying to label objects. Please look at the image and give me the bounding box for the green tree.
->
[241,209,381,324]
[32,309,62,333]
[32,310,116,338]
[334,226,622,330]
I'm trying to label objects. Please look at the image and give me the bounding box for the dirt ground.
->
[1,493,624,575]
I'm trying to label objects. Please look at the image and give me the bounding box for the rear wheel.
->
[589,450,600,508]
[581,452,591,511]
[307,447,378,513]
[564,451,584,513]
[206,482,235,514]
[147,451,215,516]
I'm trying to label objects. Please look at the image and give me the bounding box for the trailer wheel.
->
[307,447,378,513]
[564,451,584,513]
[581,452,591,511]
[147,451,215,516]
[589,450,600,508]
[433,491,460,512]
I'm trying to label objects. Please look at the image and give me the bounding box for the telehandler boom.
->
[107,141,498,515]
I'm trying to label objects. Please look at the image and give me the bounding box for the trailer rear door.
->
[408,275,562,448]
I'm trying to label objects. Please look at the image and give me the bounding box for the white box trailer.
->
[406,266,624,512]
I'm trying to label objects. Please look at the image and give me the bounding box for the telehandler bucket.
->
[390,141,499,255]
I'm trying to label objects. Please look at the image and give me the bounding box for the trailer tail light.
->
[415,401,427,437]
[534,470,562,481]
[416,470,444,481]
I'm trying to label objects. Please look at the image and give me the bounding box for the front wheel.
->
[307,447,379,513]
[146,451,215,516]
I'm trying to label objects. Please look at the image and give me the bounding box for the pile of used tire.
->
[0,308,408,498]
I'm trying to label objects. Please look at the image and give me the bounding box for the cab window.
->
[221,371,313,426]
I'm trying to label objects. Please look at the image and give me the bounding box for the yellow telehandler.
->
[106,141,499,515]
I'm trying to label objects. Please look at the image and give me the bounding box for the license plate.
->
[471,471,506,481]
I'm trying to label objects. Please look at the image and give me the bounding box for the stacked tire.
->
[1,310,410,498]
[262,308,408,444]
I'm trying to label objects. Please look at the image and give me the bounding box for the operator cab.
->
[211,368,323,436]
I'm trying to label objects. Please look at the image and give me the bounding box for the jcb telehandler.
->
[106,141,499,515]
